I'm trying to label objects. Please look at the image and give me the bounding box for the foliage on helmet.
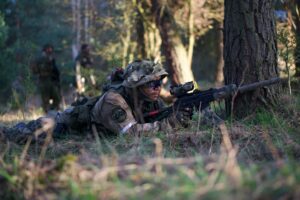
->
[122,60,168,88]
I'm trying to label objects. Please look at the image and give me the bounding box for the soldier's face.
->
[140,79,162,101]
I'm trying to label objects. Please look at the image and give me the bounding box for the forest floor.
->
[0,90,299,199]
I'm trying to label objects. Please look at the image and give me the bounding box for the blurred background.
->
[0,0,297,113]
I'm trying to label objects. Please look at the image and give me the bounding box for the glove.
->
[201,107,223,126]
[175,107,193,128]
[165,107,193,129]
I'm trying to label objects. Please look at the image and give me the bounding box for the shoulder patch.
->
[111,107,127,123]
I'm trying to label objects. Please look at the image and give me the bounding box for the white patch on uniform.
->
[120,121,137,134]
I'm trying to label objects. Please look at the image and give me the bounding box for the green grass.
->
[0,94,300,199]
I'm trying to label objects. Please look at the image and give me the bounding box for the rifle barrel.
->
[238,77,281,93]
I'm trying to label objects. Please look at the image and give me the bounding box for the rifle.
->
[143,77,281,122]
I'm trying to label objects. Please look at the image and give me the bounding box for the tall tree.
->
[284,0,300,77]
[121,1,134,66]
[150,0,195,84]
[224,0,280,117]
[294,0,300,76]
[135,5,146,59]
[214,22,224,86]
[202,0,225,86]
[133,0,224,84]
[133,0,161,61]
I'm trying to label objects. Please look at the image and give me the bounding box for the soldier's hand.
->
[175,107,193,128]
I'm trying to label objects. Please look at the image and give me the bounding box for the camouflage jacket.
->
[90,87,180,135]
[32,53,60,82]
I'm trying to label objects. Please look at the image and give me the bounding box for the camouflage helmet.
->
[122,60,168,88]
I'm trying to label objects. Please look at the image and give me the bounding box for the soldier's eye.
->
[145,80,162,89]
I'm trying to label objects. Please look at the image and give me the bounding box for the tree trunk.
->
[224,0,280,117]
[215,22,224,86]
[122,9,131,67]
[151,0,195,84]
[145,24,161,61]
[134,0,162,61]
[187,0,195,68]
[295,29,300,77]
[71,0,83,93]
[294,0,300,77]
[283,0,300,77]
[89,0,96,40]
[76,0,81,48]
[84,0,89,42]
[135,9,146,59]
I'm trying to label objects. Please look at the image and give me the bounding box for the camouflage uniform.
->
[31,44,61,112]
[90,60,193,135]
[75,44,95,95]
[91,88,175,135]
[1,60,191,142]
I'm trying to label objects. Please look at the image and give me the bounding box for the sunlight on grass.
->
[0,110,44,125]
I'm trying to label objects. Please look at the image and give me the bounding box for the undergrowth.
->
[0,93,299,199]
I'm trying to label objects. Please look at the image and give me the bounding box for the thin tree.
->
[285,0,300,77]
[150,0,195,84]
[71,0,84,94]
[295,0,300,77]
[84,0,90,42]
[133,0,162,61]
[215,22,224,86]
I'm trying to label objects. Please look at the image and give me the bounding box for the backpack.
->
[67,96,100,131]
[102,67,124,92]
[67,67,125,131]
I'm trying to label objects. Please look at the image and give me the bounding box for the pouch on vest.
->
[68,96,99,131]
[102,67,124,92]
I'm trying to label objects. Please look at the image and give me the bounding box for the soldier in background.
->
[75,44,96,96]
[30,44,61,113]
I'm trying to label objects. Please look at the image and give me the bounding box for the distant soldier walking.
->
[31,44,61,112]
[75,44,96,96]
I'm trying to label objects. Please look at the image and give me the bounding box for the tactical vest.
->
[66,95,100,132]
[118,87,163,123]
[34,55,59,82]
[37,58,54,76]
[66,86,163,133]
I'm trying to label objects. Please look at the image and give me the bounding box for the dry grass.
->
[0,110,43,126]
[0,94,300,199]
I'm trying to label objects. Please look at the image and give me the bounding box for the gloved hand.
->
[163,107,193,129]
[175,107,193,128]
[201,107,223,126]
